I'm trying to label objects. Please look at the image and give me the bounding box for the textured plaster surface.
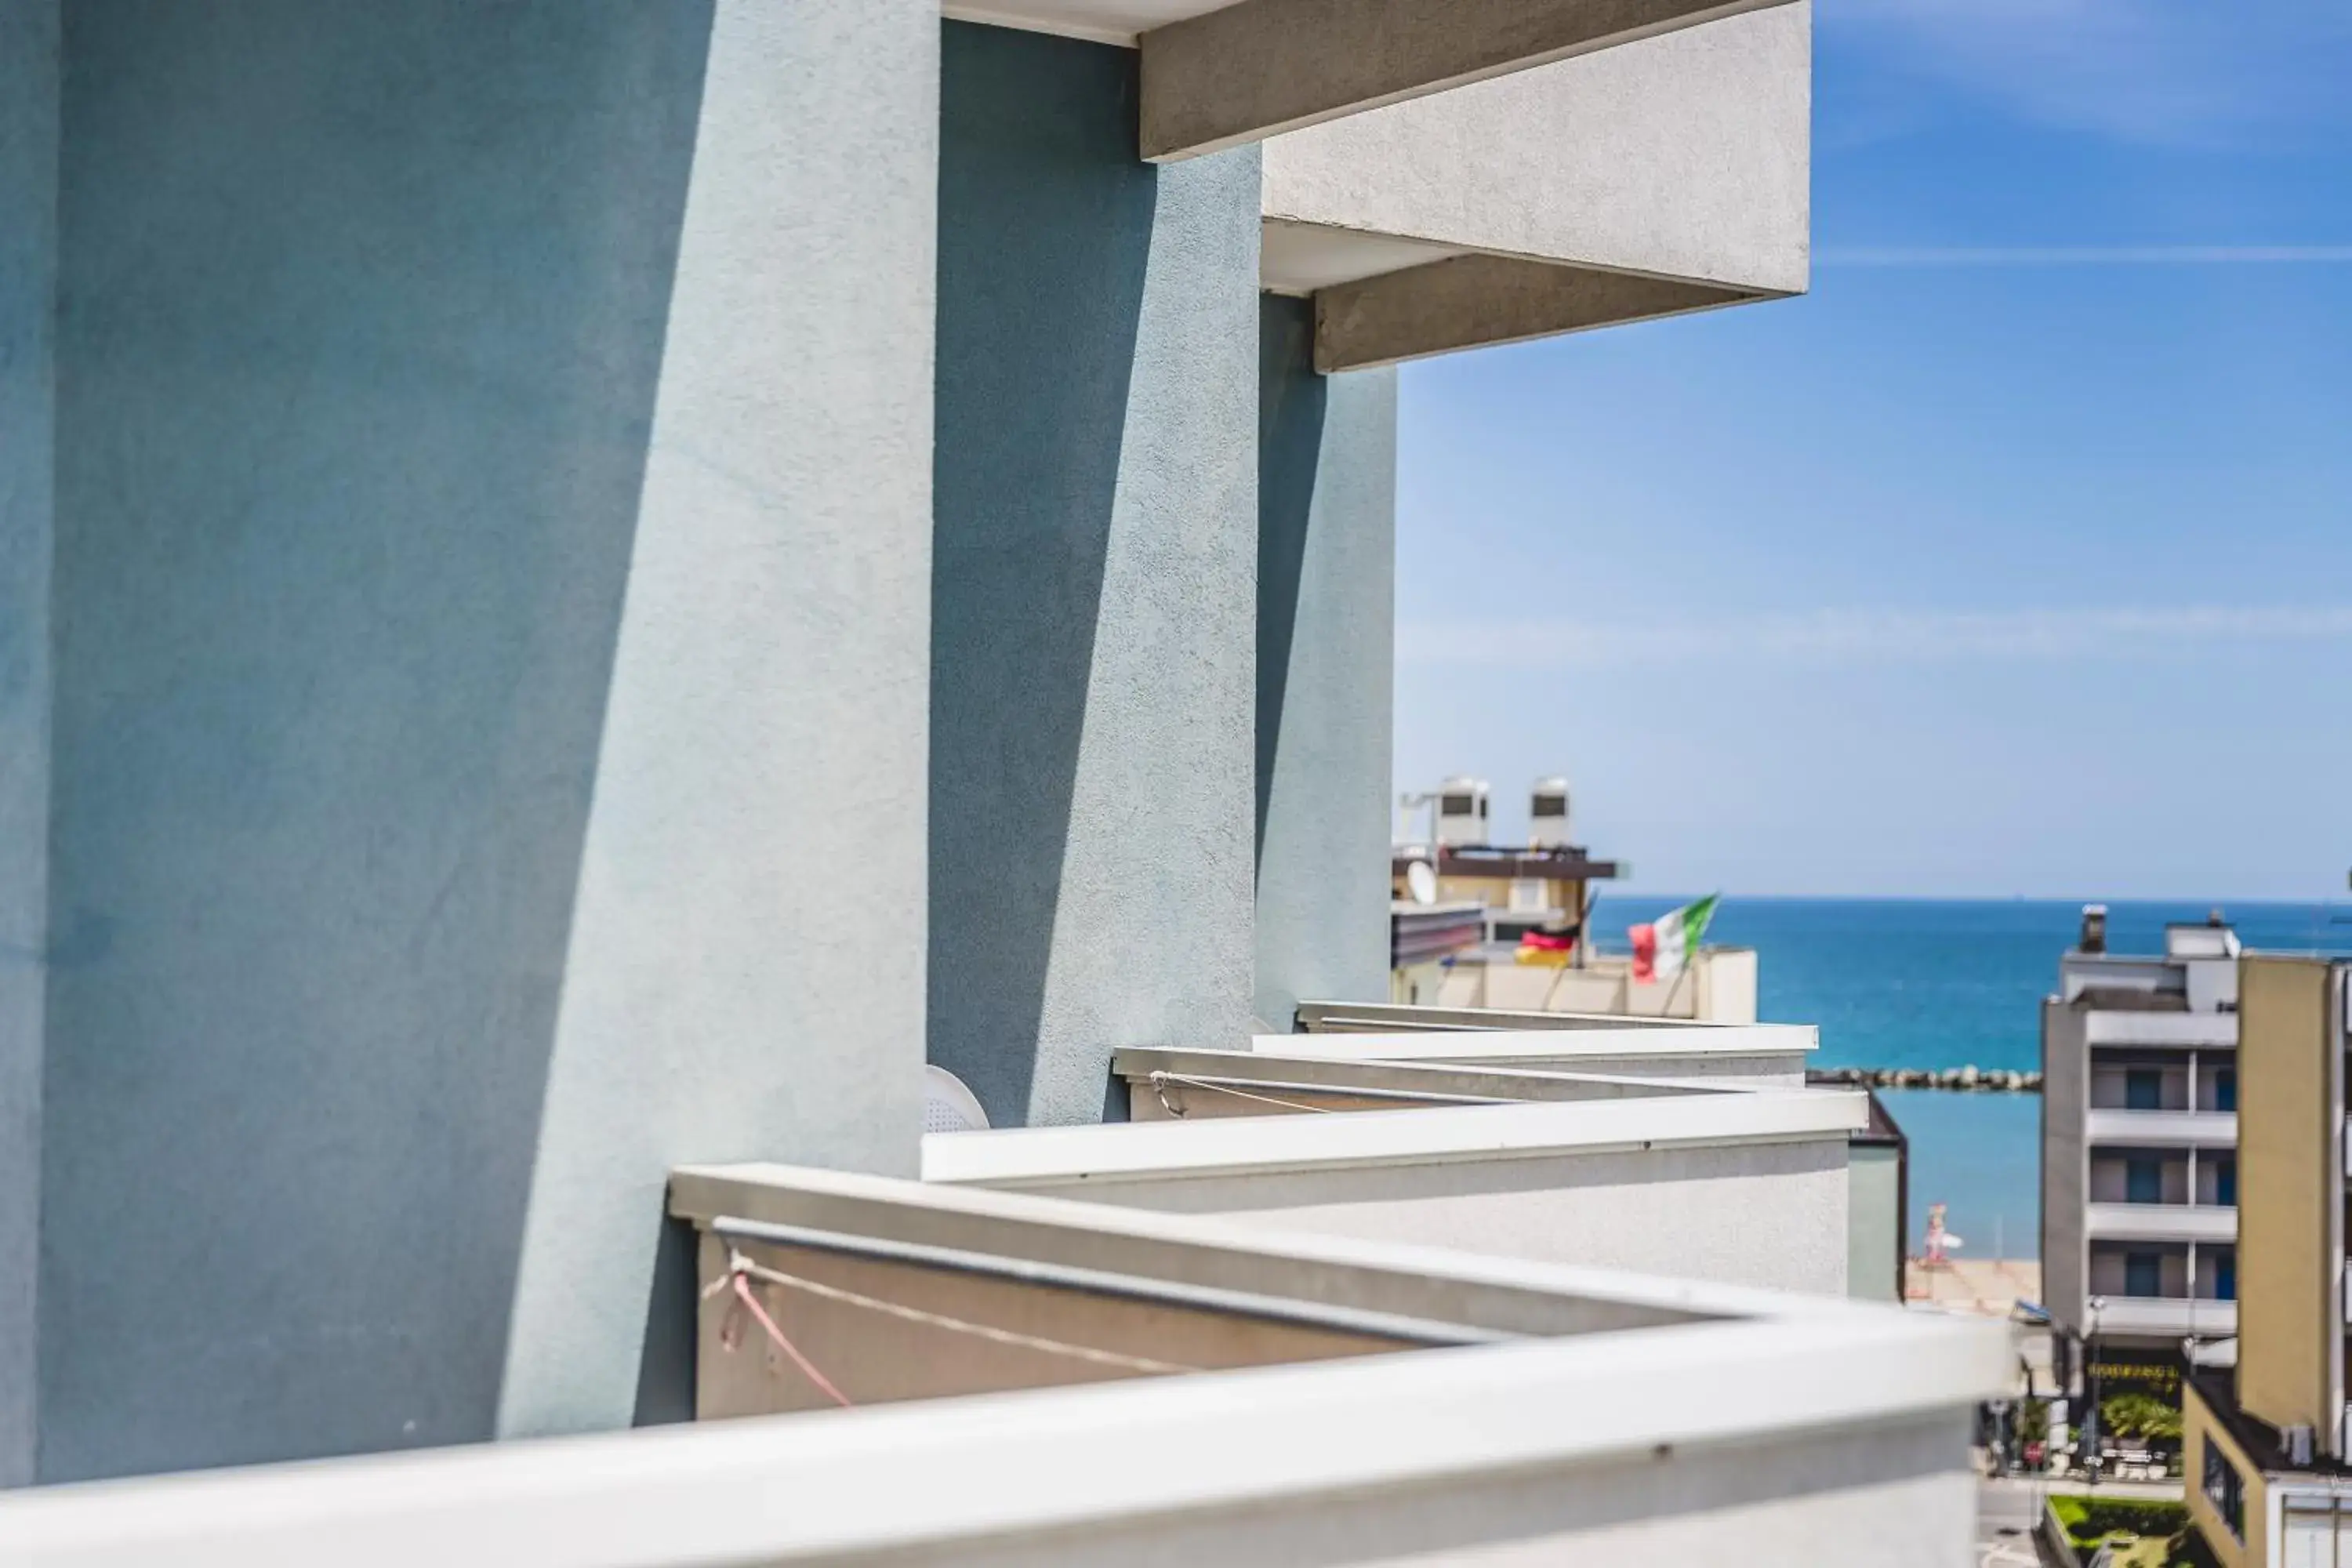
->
[1254,295,1395,1032]
[31,0,935,1479]
[1261,2,1810,294]
[931,23,1260,1130]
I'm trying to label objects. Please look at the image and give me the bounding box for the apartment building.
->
[2183,956,2352,1568]
[0,3,2010,1562]
[2043,911,2244,1358]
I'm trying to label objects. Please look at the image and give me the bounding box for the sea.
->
[1584,895,2352,1265]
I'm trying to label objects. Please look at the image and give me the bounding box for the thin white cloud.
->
[1822,0,2352,148]
[1819,245,2352,268]
[1399,607,2352,670]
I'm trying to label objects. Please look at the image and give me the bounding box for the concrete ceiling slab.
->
[1260,220,1468,297]
[941,2,1239,48]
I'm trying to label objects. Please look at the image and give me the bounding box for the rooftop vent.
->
[1528,776,1571,849]
[2079,904,2107,955]
[1435,776,1490,848]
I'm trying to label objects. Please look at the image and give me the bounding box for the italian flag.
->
[1630,895,1719,984]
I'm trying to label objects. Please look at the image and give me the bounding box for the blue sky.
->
[1393,0,2352,901]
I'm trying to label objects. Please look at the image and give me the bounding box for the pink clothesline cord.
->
[729,1272,854,1409]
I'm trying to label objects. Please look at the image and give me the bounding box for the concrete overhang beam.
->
[1259,1,1810,369]
[943,1,1799,162]
[1140,0,1799,162]
[1309,254,1765,372]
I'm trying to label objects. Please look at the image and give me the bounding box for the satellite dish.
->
[923,1065,990,1134]
[1405,859,1438,906]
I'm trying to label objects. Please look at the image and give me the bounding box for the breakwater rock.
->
[1806,1065,2041,1094]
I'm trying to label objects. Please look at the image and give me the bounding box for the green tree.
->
[2102,1392,2183,1445]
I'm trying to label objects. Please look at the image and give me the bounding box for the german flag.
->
[1513,923,1579,967]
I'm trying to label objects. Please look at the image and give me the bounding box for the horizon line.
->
[1818,244,2352,268]
[1581,891,2351,909]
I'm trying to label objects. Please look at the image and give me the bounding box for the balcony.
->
[1276,1004,1816,1086]
[1115,1046,1723,1118]
[2085,1203,2238,1244]
[930,1049,1864,1294]
[2083,1011,2237,1048]
[2089,1297,2238,1338]
[1406,946,1761,1025]
[2084,1109,2237,1149]
[0,1162,2006,1567]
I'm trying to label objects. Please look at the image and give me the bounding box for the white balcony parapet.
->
[3,1166,2002,1564]
[2083,1109,2238,1149]
[930,1086,1861,1186]
[1296,999,1703,1031]
[925,1087,1863,1294]
[2089,1298,2239,1339]
[0,1279,2005,1568]
[1114,1045,1723,1119]
[2084,1203,2238,1244]
[2082,1011,2238,1048]
[1428,947,1760,1025]
[1266,1011,1817,1087]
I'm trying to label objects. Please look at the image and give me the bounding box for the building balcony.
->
[2084,1108,2238,1149]
[1403,946,1761,1025]
[931,1047,1864,1295]
[2085,1202,2238,1244]
[1278,1004,1816,1086]
[2089,1297,2239,1339]
[2082,1011,2238,1048]
[0,1162,2011,1566]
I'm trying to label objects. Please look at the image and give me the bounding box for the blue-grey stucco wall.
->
[0,0,57,1491]
[31,0,935,1483]
[1254,296,1397,1031]
[930,22,1260,1128]
[494,0,937,1443]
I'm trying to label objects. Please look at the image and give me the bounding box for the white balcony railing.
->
[2082,1011,2236,1048]
[2083,1109,2237,1149]
[2084,1202,2238,1243]
[2090,1297,2239,1338]
[927,1050,1863,1297]
[0,1165,2010,1568]
[1412,947,1760,1024]
[1113,1045,1723,1119]
[1272,1007,1816,1087]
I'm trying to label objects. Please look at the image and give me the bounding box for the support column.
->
[0,0,57,1492]
[496,0,939,1440]
[1253,296,1397,1032]
[37,0,935,1481]
[929,23,1260,1128]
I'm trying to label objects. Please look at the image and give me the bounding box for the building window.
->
[2126,1069,2163,1111]
[2213,1069,2236,1112]
[2213,1250,2235,1301]
[2127,1158,2164,1204]
[2216,1156,2237,1207]
[2125,1252,2163,1298]
[2203,1438,2245,1541]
